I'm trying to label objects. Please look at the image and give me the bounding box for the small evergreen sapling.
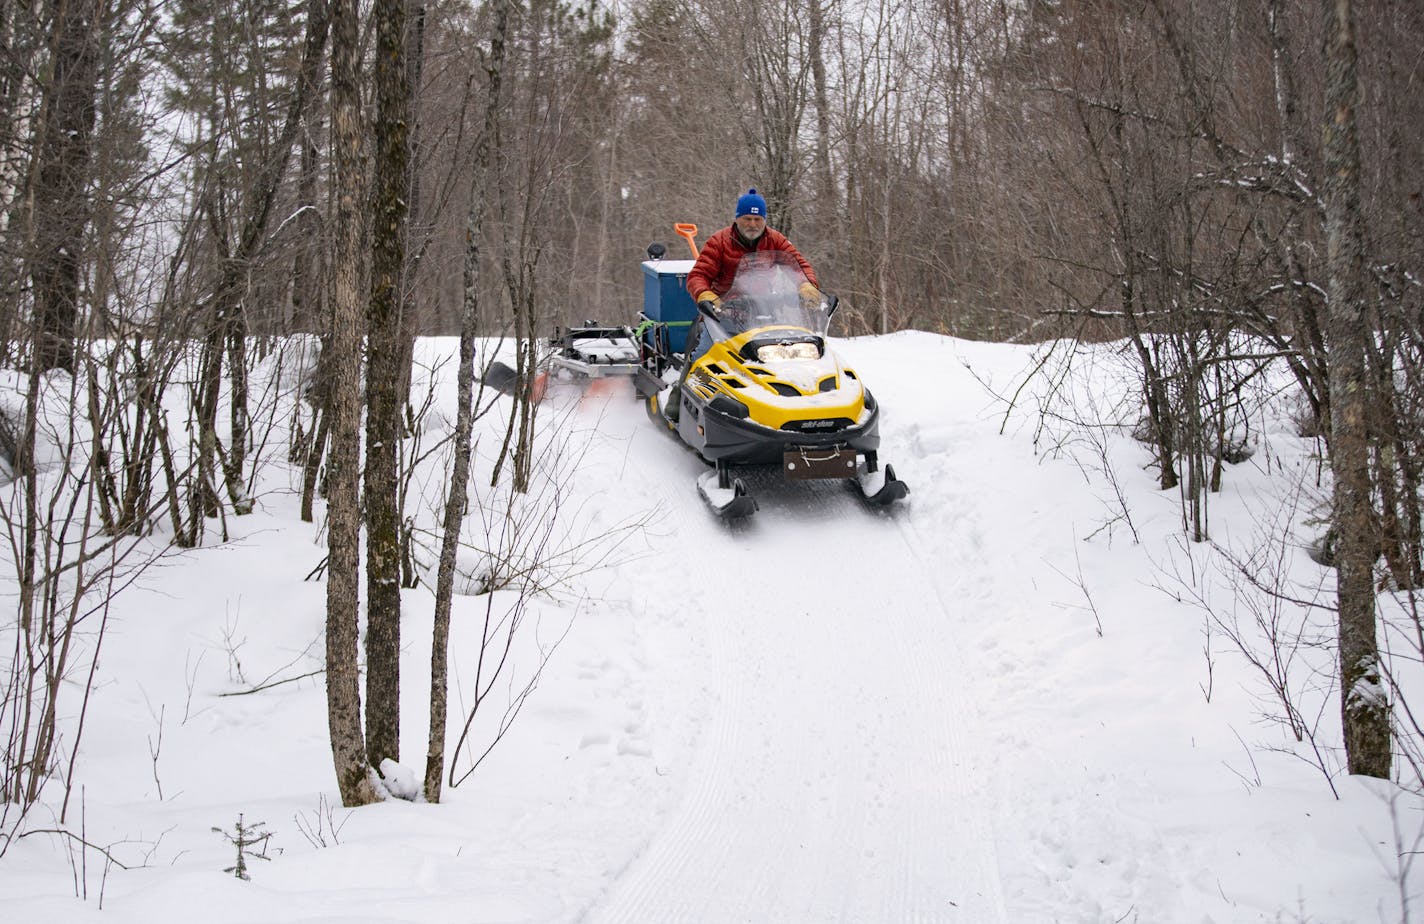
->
[212,814,273,880]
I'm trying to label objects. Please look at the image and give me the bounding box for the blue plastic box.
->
[641,259,699,353]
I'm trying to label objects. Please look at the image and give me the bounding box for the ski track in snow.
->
[577,395,1008,923]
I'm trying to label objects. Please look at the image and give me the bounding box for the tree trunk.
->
[808,0,834,229]
[300,395,330,523]
[326,0,377,807]
[363,0,414,771]
[290,116,323,332]
[1321,0,1390,779]
[29,0,101,374]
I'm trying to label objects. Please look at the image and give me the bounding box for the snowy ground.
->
[1,332,1418,922]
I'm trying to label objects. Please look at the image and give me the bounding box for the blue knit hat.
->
[735,187,767,219]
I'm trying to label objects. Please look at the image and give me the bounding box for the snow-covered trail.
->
[4,332,1409,924]
[570,385,1010,922]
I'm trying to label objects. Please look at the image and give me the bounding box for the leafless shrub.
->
[1153,491,1343,797]
[993,341,1143,545]
[293,793,350,849]
[1367,783,1424,924]
[1,354,177,845]
[1048,536,1105,637]
[1379,590,1424,792]
[433,394,654,788]
[147,705,165,801]
[10,789,167,908]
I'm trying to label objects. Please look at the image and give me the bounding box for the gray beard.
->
[734,226,764,248]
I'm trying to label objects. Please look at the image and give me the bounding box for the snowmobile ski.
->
[696,469,758,519]
[480,360,548,402]
[481,360,519,395]
[856,462,909,506]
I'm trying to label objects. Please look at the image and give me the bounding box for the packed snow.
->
[1,331,1417,922]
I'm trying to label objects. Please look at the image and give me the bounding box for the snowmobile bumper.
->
[684,390,883,470]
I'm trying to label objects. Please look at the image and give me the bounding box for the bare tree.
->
[1321,0,1390,779]
[324,0,377,807]
[363,0,416,772]
[426,0,513,805]
[28,0,101,373]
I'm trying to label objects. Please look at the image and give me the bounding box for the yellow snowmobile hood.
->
[684,326,868,431]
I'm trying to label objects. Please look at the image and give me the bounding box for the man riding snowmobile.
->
[669,187,821,423]
[648,243,907,517]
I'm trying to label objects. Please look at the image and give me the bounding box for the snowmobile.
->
[483,228,908,519]
[639,248,908,518]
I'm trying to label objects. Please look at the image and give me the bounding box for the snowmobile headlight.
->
[756,342,819,362]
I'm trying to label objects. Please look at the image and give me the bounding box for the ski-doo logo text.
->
[800,419,837,429]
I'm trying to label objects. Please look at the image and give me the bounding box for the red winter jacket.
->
[686,226,818,300]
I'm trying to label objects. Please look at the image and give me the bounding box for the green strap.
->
[634,319,693,338]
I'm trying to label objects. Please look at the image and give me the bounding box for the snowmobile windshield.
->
[716,251,831,339]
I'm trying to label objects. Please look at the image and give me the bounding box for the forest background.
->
[2,0,1423,861]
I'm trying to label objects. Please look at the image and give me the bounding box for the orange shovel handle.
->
[674,223,699,258]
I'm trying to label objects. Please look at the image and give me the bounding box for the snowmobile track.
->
[583,423,1008,923]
